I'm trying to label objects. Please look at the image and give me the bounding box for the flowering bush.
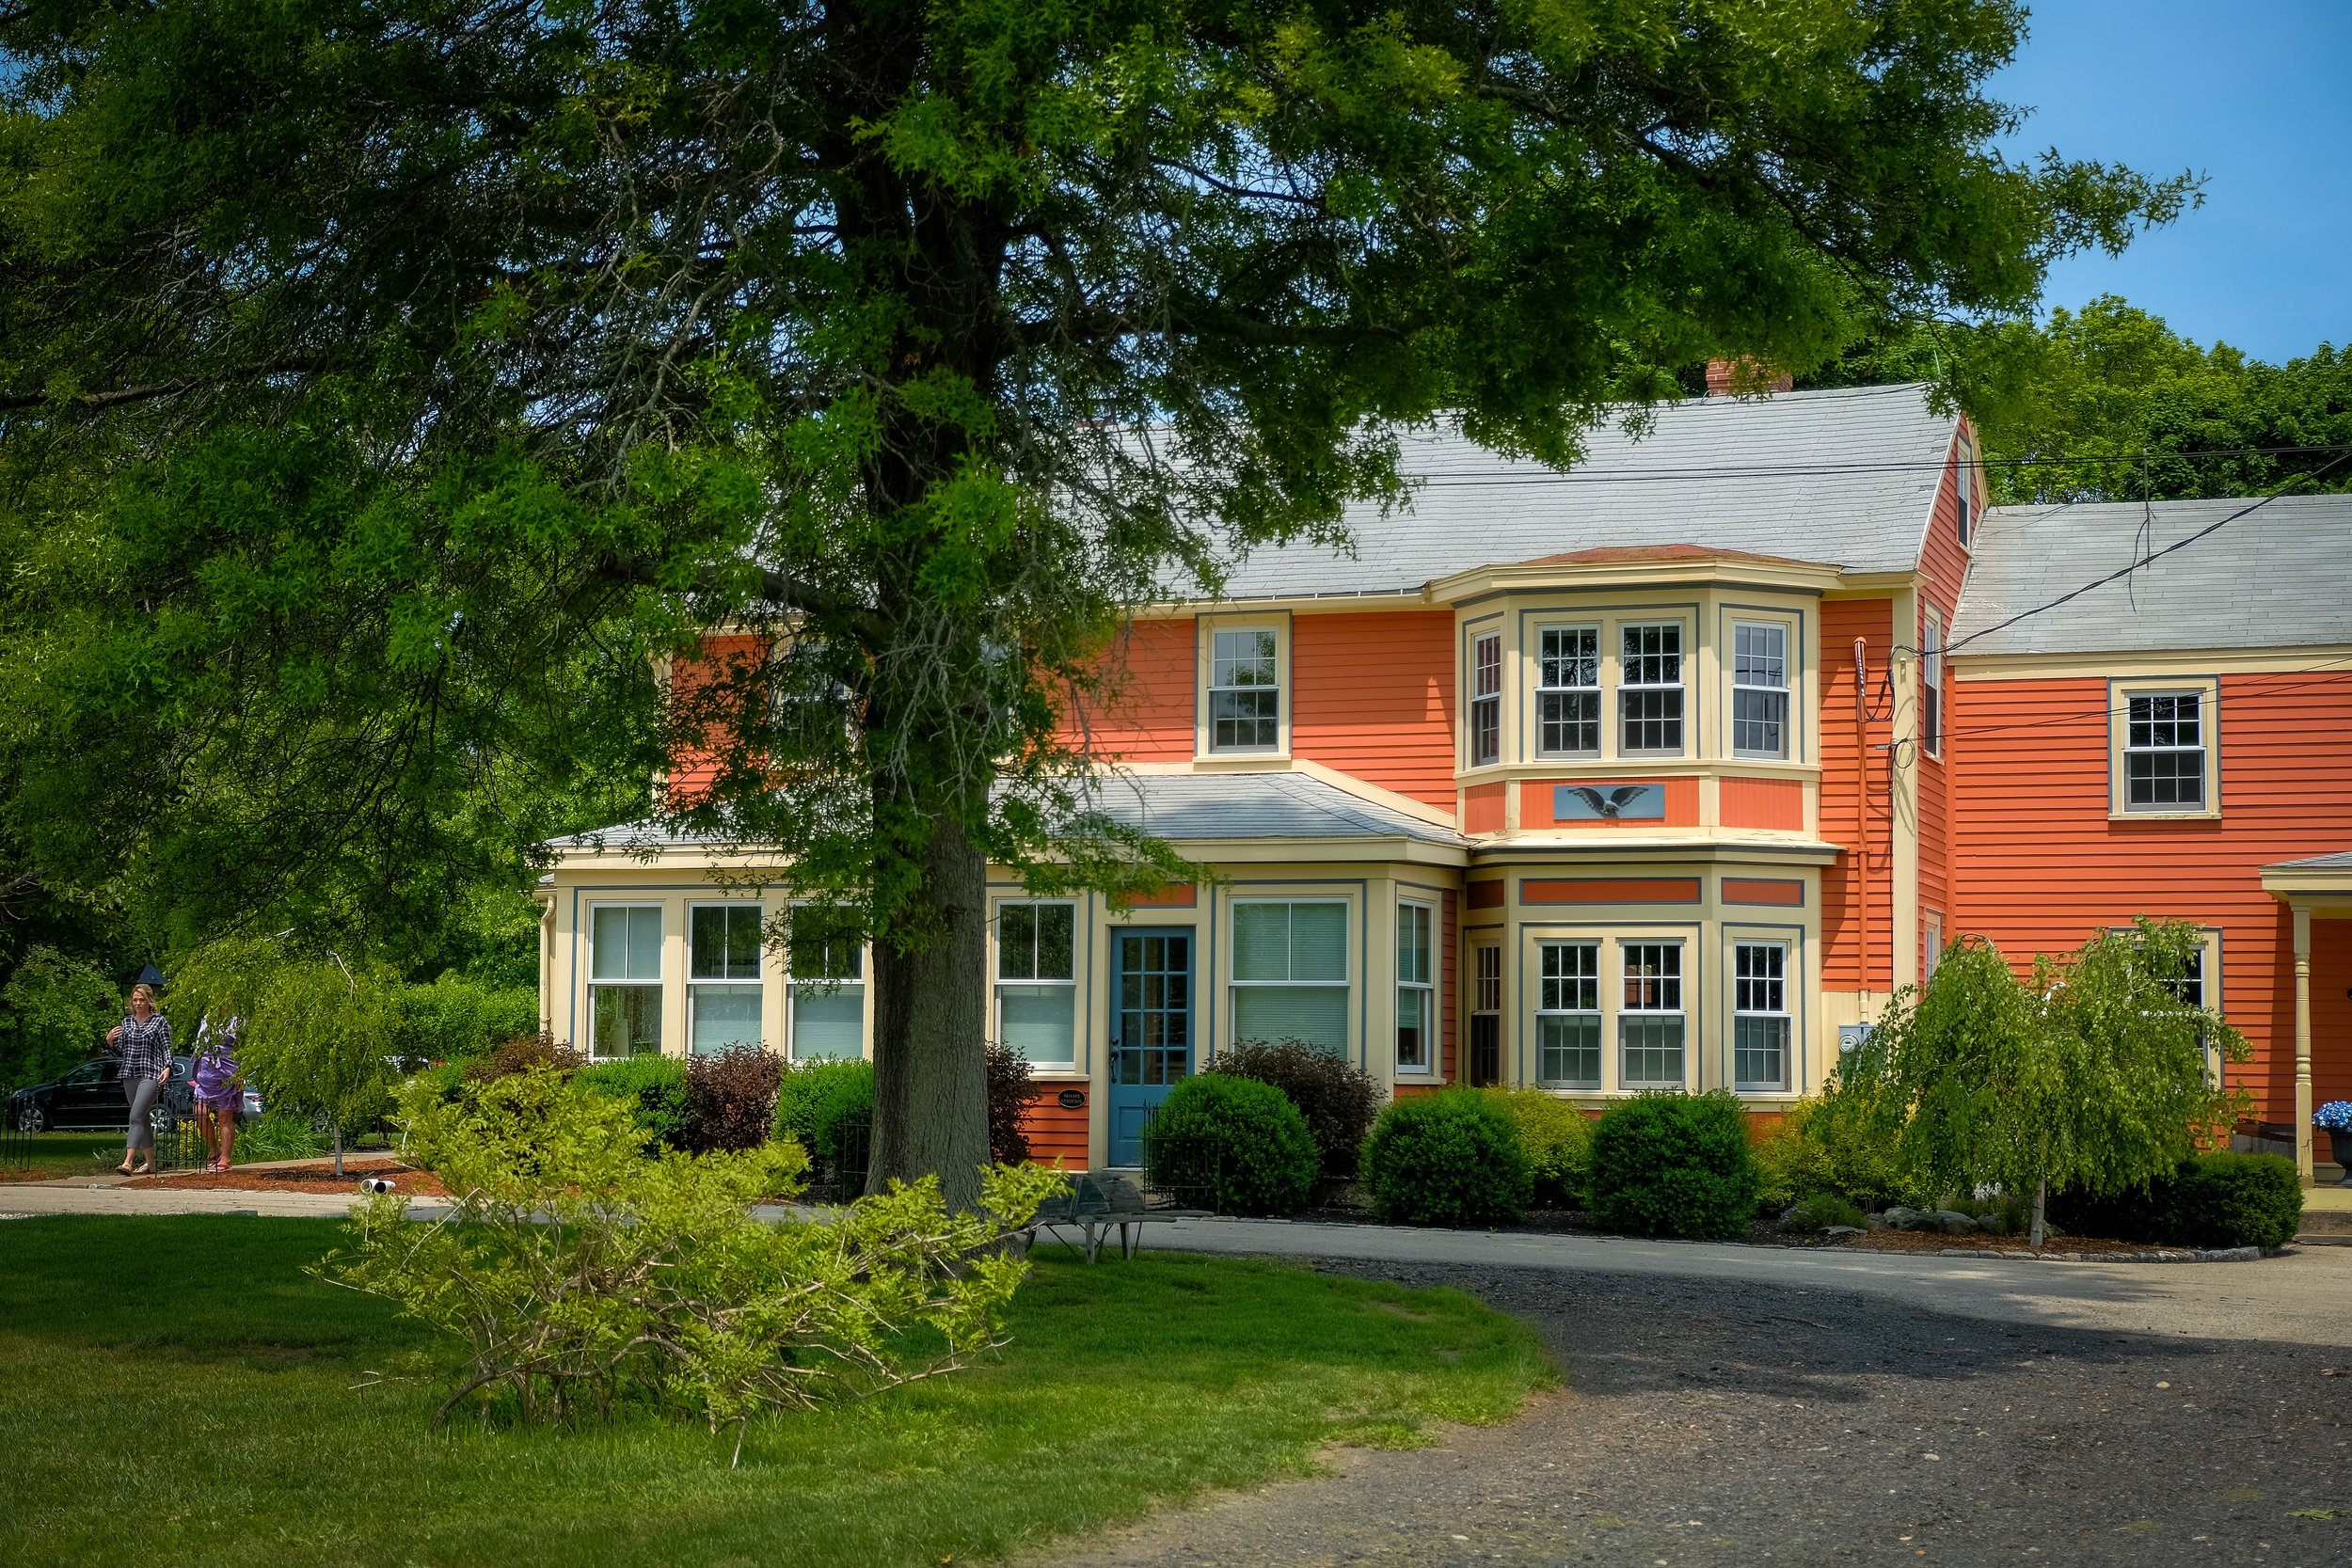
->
[2315,1101,2352,1131]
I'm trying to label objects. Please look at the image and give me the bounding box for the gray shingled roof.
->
[1952,494,2352,657]
[1206,384,1957,597]
[548,771,1464,853]
[2265,851,2352,872]
[1075,770,1465,846]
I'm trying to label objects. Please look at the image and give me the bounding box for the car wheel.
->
[148,1102,179,1138]
[14,1101,46,1133]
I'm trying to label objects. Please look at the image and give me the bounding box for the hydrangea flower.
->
[2314,1101,2352,1131]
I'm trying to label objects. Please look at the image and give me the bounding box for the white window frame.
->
[1205,624,1283,754]
[2122,689,2206,813]
[587,902,665,1060]
[1395,900,1436,1074]
[1469,632,1502,768]
[1536,625,1602,759]
[995,898,1079,1069]
[786,902,867,1062]
[1617,622,1685,757]
[1534,941,1601,1089]
[1229,897,1351,1057]
[1954,433,1976,548]
[1921,608,1944,760]
[1729,620,1791,761]
[1730,941,1790,1093]
[1924,912,1945,984]
[2106,675,2219,819]
[686,901,764,1056]
[1618,940,1687,1086]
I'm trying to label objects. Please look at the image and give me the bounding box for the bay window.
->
[1535,941,1601,1088]
[1731,942,1789,1092]
[1619,942,1684,1085]
[1731,622,1789,759]
[1470,632,1502,768]
[1619,624,1684,755]
[1538,626,1601,757]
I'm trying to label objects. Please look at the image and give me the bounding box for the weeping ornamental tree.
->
[1843,920,2249,1248]
[0,0,2192,1206]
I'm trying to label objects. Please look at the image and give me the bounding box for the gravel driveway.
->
[1044,1259,2352,1568]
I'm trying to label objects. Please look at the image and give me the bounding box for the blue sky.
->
[1990,0,2351,362]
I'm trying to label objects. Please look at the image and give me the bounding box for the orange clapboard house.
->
[530,375,2352,1179]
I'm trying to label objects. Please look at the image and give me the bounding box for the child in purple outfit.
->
[189,1016,244,1173]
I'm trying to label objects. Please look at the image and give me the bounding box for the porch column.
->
[2295,904,2313,1185]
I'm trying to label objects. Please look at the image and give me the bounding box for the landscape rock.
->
[1864,1212,1892,1230]
[1823,1226,1866,1240]
[1882,1206,1926,1230]
[1925,1209,1980,1235]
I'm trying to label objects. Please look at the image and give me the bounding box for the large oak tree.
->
[0,0,2188,1203]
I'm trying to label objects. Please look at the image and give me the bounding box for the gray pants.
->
[124,1076,160,1150]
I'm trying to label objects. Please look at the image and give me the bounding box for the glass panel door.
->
[1109,928,1193,1166]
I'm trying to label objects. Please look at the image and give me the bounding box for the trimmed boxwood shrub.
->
[1142,1073,1318,1216]
[1587,1090,1760,1240]
[1211,1039,1383,1178]
[2050,1151,2303,1251]
[1482,1086,1591,1209]
[1359,1089,1533,1227]
[772,1057,876,1186]
[577,1054,690,1149]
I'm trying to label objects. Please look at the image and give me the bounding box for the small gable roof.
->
[1209,383,1958,598]
[1953,494,2352,657]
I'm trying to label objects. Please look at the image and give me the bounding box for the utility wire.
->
[1942,450,2352,657]
[1944,655,2352,746]
[1404,445,2352,486]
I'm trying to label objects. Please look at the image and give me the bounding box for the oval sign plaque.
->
[1057,1088,1087,1110]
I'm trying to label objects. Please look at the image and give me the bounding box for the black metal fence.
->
[1136,1104,1222,1212]
[818,1113,870,1202]
[0,1116,28,1173]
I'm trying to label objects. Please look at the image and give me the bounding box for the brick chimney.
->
[1705,357,1794,397]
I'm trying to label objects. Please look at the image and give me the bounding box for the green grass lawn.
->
[0,1216,1553,1567]
[2,1130,127,1176]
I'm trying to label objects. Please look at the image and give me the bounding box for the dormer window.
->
[1618,623,1685,755]
[1209,628,1280,752]
[1538,626,1601,758]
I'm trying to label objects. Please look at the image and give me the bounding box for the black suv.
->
[7,1055,260,1135]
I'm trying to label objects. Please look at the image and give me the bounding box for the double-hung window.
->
[997,901,1077,1068]
[1619,624,1684,755]
[1955,436,1975,546]
[688,904,763,1055]
[1922,611,1944,758]
[1469,633,1502,768]
[1535,942,1601,1088]
[1731,942,1790,1091]
[1731,622,1789,759]
[1537,626,1601,757]
[1231,900,1349,1055]
[1619,942,1685,1085]
[1396,902,1435,1071]
[787,906,866,1060]
[2124,693,2203,810]
[1470,943,1502,1087]
[589,906,662,1058]
[1209,628,1280,752]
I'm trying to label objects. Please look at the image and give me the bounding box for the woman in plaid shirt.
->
[105,982,174,1175]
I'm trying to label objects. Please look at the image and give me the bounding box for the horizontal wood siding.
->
[1079,618,1193,760]
[1291,610,1458,810]
[1916,436,1973,970]
[1525,776,1701,827]
[664,633,769,804]
[1820,598,1895,989]
[1020,1097,1091,1169]
[1465,782,1506,833]
[1950,669,2352,1121]
[1720,776,1804,831]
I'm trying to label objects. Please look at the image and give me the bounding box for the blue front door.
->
[1109,927,1193,1166]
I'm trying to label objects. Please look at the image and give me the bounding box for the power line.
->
[1942,450,2352,657]
[1945,655,2352,746]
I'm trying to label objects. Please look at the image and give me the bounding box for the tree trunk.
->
[866,812,992,1211]
[333,1120,344,1179]
[2029,1176,2046,1251]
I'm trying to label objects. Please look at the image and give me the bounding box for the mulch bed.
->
[123,1158,449,1197]
[1836,1226,2155,1257]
